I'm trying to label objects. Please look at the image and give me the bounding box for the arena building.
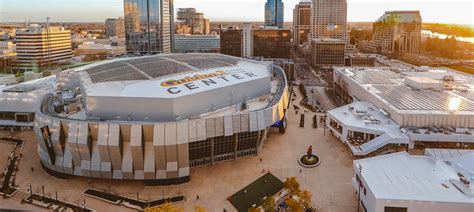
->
[328,67,474,156]
[33,54,290,184]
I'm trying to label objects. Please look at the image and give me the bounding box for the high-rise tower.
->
[265,0,284,28]
[124,0,174,54]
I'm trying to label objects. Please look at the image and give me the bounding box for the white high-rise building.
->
[310,0,348,44]
[242,23,253,58]
[13,25,72,72]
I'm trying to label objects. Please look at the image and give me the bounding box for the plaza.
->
[0,85,357,211]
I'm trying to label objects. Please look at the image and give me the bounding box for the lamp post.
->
[357,164,362,212]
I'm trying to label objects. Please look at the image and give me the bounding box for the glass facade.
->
[265,0,284,28]
[124,0,173,54]
[253,29,291,58]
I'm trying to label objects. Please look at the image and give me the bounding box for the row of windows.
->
[188,131,261,164]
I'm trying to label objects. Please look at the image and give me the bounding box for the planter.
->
[298,153,321,168]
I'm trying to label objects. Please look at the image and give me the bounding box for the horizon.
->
[0,0,472,25]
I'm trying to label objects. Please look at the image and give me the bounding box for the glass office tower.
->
[264,0,284,28]
[124,0,173,54]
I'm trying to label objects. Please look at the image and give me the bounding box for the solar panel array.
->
[84,54,248,84]
[85,62,148,83]
[350,69,399,85]
[125,57,193,78]
[372,85,474,112]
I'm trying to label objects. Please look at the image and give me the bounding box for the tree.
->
[286,198,303,212]
[284,177,301,196]
[248,207,262,212]
[261,196,277,212]
[194,205,206,212]
[145,203,183,212]
[299,190,312,209]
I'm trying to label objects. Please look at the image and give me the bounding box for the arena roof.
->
[78,54,272,99]
[82,54,246,84]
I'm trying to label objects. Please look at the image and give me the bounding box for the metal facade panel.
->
[224,116,233,136]
[215,117,224,137]
[177,121,189,145]
[257,110,266,130]
[249,112,258,132]
[107,124,122,170]
[241,113,249,132]
[121,142,134,179]
[264,107,273,126]
[51,119,64,157]
[97,123,111,162]
[76,122,91,161]
[206,118,216,138]
[153,124,166,171]
[130,124,144,170]
[188,119,198,142]
[66,122,81,167]
[232,114,241,133]
[144,142,155,179]
[197,119,207,140]
[164,123,178,164]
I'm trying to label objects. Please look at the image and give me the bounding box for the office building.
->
[124,0,173,54]
[176,8,210,35]
[328,67,474,156]
[242,23,253,58]
[311,38,345,67]
[220,28,291,59]
[105,17,125,38]
[173,34,220,53]
[76,42,126,57]
[310,0,348,43]
[220,29,243,57]
[264,0,284,28]
[353,151,474,212]
[369,11,422,56]
[253,29,291,58]
[292,1,311,45]
[13,26,72,72]
[345,53,376,67]
[0,41,16,72]
[33,53,290,183]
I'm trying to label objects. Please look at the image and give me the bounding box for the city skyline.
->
[0,0,472,25]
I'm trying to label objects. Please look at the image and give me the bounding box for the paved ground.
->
[0,88,358,212]
[0,142,12,172]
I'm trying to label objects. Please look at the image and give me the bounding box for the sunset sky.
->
[0,0,472,25]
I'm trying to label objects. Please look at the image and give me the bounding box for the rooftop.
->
[336,67,474,114]
[354,152,474,203]
[77,54,272,99]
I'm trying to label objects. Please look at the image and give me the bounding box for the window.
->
[237,131,258,151]
[384,207,407,212]
[213,135,234,155]
[15,114,30,122]
[189,139,211,160]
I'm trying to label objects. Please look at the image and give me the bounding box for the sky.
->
[0,0,472,25]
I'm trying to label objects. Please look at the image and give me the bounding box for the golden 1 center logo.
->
[161,70,228,87]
